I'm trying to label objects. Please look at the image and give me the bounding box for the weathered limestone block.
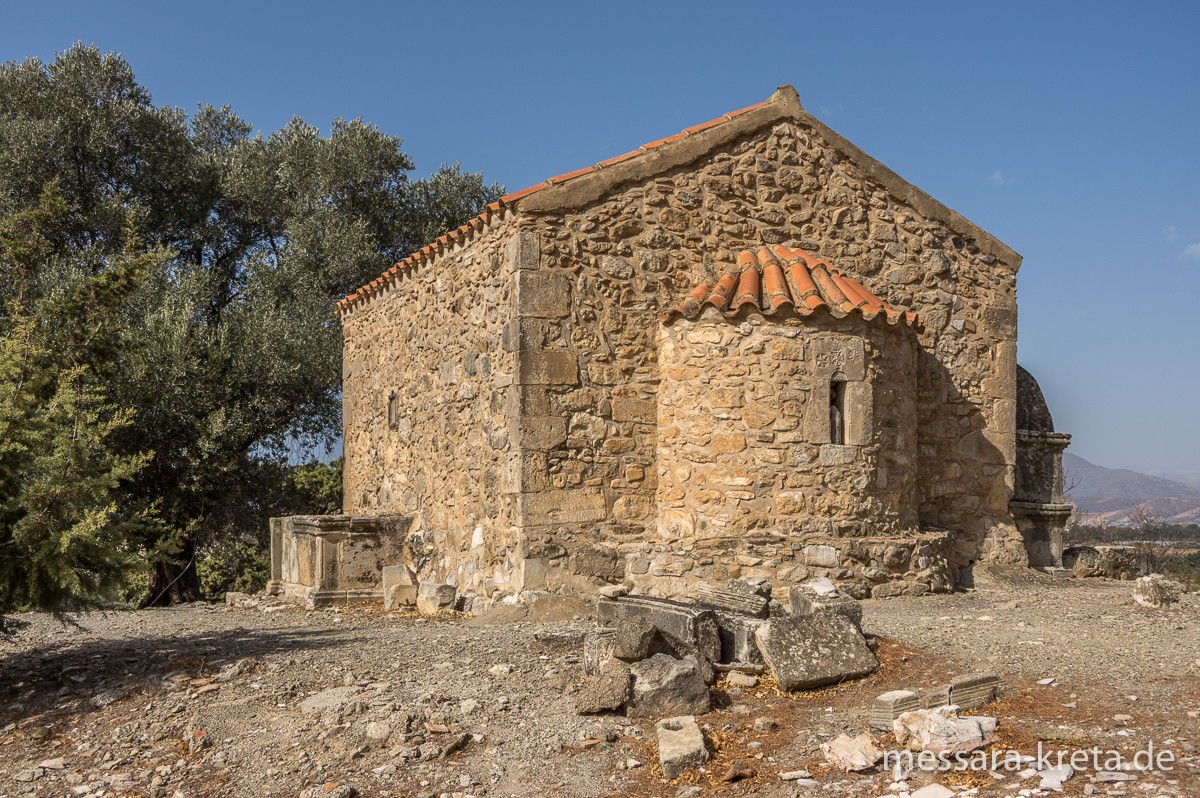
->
[627,654,711,718]
[416,582,457,615]
[611,618,660,661]
[754,613,878,691]
[575,658,631,715]
[515,270,570,318]
[520,489,606,526]
[384,584,417,610]
[656,716,710,780]
[690,585,769,618]
[870,690,921,730]
[803,544,841,567]
[517,349,578,385]
[788,583,863,631]
[596,597,722,665]
[710,613,766,665]
[926,673,1003,710]
[1134,574,1183,608]
[582,629,616,676]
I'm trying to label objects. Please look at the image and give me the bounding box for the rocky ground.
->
[1,567,1197,798]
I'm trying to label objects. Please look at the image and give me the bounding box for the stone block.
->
[416,582,457,615]
[611,397,656,423]
[690,585,769,618]
[575,658,631,715]
[612,618,659,661]
[870,689,921,730]
[788,583,863,630]
[946,673,1002,709]
[803,544,841,567]
[519,415,567,450]
[515,557,547,591]
[754,612,878,691]
[710,434,746,454]
[820,444,858,466]
[627,654,711,718]
[1134,574,1182,607]
[582,629,616,676]
[711,612,766,665]
[821,732,883,772]
[570,544,624,581]
[516,270,570,318]
[384,584,417,610]
[517,349,578,385]
[596,596,722,665]
[382,564,415,588]
[812,338,865,381]
[893,706,997,755]
[504,229,541,270]
[520,488,606,526]
[656,716,710,780]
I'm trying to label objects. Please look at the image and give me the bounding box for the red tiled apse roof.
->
[661,245,921,329]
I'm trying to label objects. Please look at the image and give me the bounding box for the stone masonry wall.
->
[341,214,523,593]
[651,311,948,597]
[516,118,1021,594]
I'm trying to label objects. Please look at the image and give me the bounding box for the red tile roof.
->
[661,245,921,329]
[336,91,785,315]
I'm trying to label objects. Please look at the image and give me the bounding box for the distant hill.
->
[1064,452,1200,526]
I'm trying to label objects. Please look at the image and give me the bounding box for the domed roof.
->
[1017,364,1055,433]
[660,244,920,329]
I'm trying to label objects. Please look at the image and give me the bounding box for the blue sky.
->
[4,1,1199,481]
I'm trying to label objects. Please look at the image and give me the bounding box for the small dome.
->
[1017,364,1055,433]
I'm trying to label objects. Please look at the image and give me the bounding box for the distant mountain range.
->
[1064,452,1200,526]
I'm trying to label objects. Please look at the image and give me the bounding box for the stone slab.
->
[690,585,769,618]
[788,584,863,630]
[596,596,722,665]
[582,629,616,676]
[947,673,1002,709]
[753,612,878,691]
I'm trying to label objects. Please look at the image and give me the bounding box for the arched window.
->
[829,379,846,445]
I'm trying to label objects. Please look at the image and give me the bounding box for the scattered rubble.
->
[893,705,998,754]
[820,732,883,772]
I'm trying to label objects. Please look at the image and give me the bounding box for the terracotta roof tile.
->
[661,244,922,330]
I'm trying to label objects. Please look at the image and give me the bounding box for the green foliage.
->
[290,458,344,515]
[0,45,501,606]
[0,187,154,629]
[1165,551,1200,588]
[198,535,271,597]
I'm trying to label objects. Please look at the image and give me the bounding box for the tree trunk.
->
[140,536,204,607]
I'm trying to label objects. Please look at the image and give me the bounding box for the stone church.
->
[269,86,1071,606]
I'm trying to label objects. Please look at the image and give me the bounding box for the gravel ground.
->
[1,568,1197,798]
